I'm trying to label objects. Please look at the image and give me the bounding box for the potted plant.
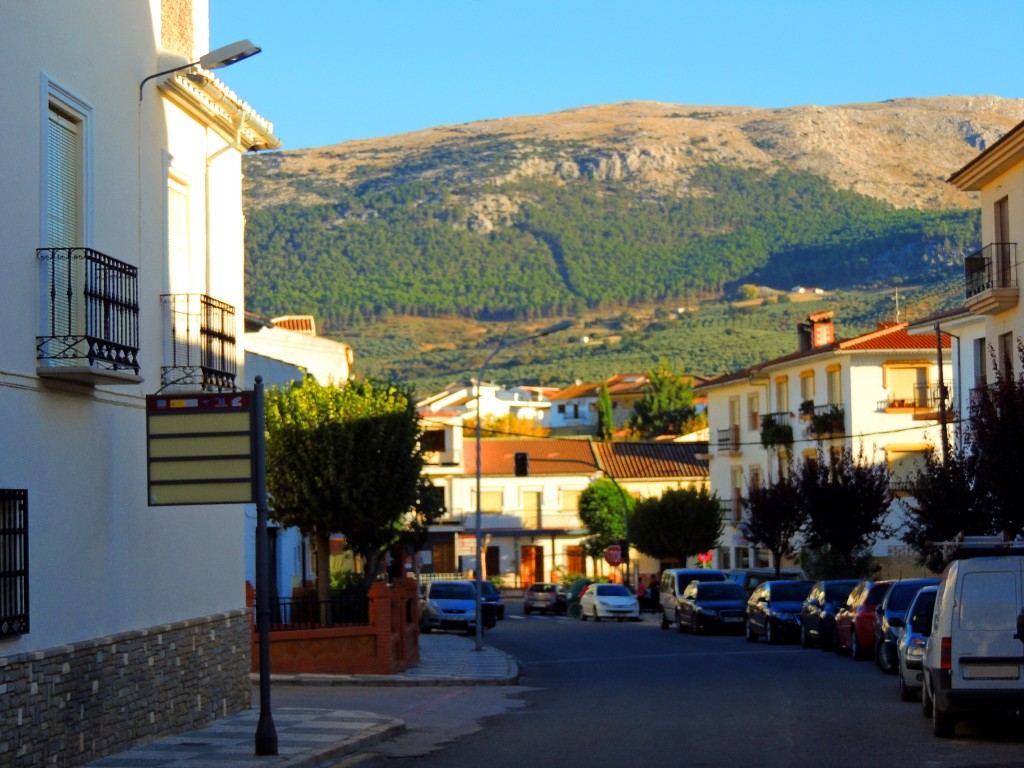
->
[809,405,844,436]
[760,414,794,448]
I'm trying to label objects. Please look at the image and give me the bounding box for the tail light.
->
[940,636,952,671]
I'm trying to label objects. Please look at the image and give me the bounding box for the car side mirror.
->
[1015,609,1024,644]
[889,616,905,629]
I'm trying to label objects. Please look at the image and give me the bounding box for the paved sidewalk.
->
[85,634,518,768]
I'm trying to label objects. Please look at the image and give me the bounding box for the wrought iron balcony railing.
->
[36,248,141,382]
[160,293,237,392]
[716,425,741,454]
[964,243,1018,314]
[807,403,845,436]
[877,384,951,412]
[759,412,794,448]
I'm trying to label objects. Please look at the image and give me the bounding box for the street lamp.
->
[474,320,572,650]
[139,39,262,100]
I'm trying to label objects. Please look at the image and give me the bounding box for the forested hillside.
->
[240,97,1024,391]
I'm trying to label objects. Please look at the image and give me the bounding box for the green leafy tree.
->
[264,377,427,598]
[578,478,633,564]
[737,283,759,300]
[796,446,891,578]
[597,383,615,440]
[630,487,723,563]
[741,464,806,577]
[968,341,1024,538]
[628,359,697,438]
[900,439,989,573]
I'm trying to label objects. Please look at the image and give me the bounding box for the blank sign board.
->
[146,393,254,505]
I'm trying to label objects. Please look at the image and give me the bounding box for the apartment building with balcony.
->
[696,313,951,572]
[948,118,1024,390]
[0,2,277,763]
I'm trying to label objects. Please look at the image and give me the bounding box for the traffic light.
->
[514,452,529,477]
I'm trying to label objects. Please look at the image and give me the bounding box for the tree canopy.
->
[264,376,429,593]
[629,487,723,563]
[628,359,698,438]
[741,466,806,577]
[577,478,633,561]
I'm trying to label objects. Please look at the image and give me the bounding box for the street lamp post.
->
[474,320,571,651]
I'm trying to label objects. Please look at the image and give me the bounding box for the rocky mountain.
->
[244,96,1024,214]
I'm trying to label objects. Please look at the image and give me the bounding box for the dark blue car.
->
[745,579,814,643]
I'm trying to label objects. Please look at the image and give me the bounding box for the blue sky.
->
[210,1,1024,151]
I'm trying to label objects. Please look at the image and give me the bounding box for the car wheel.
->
[593,607,601,622]
[899,669,917,702]
[745,620,758,643]
[617,617,625,622]
[922,679,933,718]
[877,643,896,674]
[421,624,432,634]
[580,607,587,621]
[660,610,669,630]
[692,617,702,635]
[766,618,776,645]
[932,702,956,738]
[820,626,834,652]
[851,632,863,660]
[800,624,812,648]
[524,605,532,616]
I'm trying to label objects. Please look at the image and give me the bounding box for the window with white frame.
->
[800,370,815,405]
[826,366,842,405]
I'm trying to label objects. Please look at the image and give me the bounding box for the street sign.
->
[146,392,255,505]
[604,544,622,566]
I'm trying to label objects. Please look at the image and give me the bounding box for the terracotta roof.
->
[466,438,598,476]
[549,382,602,401]
[593,441,708,479]
[696,323,949,390]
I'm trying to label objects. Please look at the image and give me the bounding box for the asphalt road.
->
[283,601,1024,768]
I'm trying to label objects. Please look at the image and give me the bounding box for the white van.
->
[922,538,1024,737]
[659,568,727,630]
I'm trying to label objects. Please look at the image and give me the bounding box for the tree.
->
[597,383,615,440]
[741,466,806,577]
[264,376,427,600]
[968,340,1024,539]
[796,446,891,578]
[900,437,990,573]
[578,478,632,564]
[628,359,697,439]
[630,487,723,563]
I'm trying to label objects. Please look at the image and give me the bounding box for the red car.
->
[833,580,892,660]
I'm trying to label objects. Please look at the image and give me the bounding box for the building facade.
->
[0,2,277,763]
[698,314,951,573]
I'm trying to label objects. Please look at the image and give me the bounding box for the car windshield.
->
[596,584,631,597]
[909,591,937,633]
[888,583,930,612]
[531,584,556,593]
[866,582,891,604]
[772,582,813,601]
[824,583,857,602]
[479,582,498,595]
[698,583,746,600]
[431,583,475,600]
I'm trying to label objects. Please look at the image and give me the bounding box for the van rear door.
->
[954,559,1024,691]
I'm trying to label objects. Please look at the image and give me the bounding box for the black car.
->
[478,580,505,620]
[745,579,814,644]
[675,580,749,634]
[800,579,859,650]
[872,577,938,673]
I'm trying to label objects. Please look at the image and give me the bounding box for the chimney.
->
[797,311,835,352]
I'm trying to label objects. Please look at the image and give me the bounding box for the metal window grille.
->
[36,248,140,372]
[160,293,237,391]
[0,489,28,639]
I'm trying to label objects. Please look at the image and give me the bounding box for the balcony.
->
[964,243,1018,314]
[716,425,741,455]
[806,403,844,437]
[36,248,142,385]
[878,384,952,420]
[160,294,237,392]
[759,412,794,449]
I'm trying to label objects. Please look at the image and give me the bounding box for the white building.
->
[0,2,277,763]
[697,313,951,573]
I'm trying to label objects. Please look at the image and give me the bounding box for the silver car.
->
[893,585,938,701]
[420,580,478,634]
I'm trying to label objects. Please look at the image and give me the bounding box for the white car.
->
[579,583,640,622]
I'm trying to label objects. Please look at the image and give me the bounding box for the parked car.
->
[729,567,807,596]
[676,580,748,634]
[834,580,892,660]
[523,582,567,615]
[478,580,505,620]
[923,538,1024,737]
[892,585,938,701]
[579,583,641,621]
[745,579,814,644]
[800,579,859,650]
[420,580,478,634]
[873,577,939,673]
[659,567,728,630]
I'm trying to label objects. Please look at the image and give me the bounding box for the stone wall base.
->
[0,609,251,767]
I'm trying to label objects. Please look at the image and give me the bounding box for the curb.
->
[276,718,406,768]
